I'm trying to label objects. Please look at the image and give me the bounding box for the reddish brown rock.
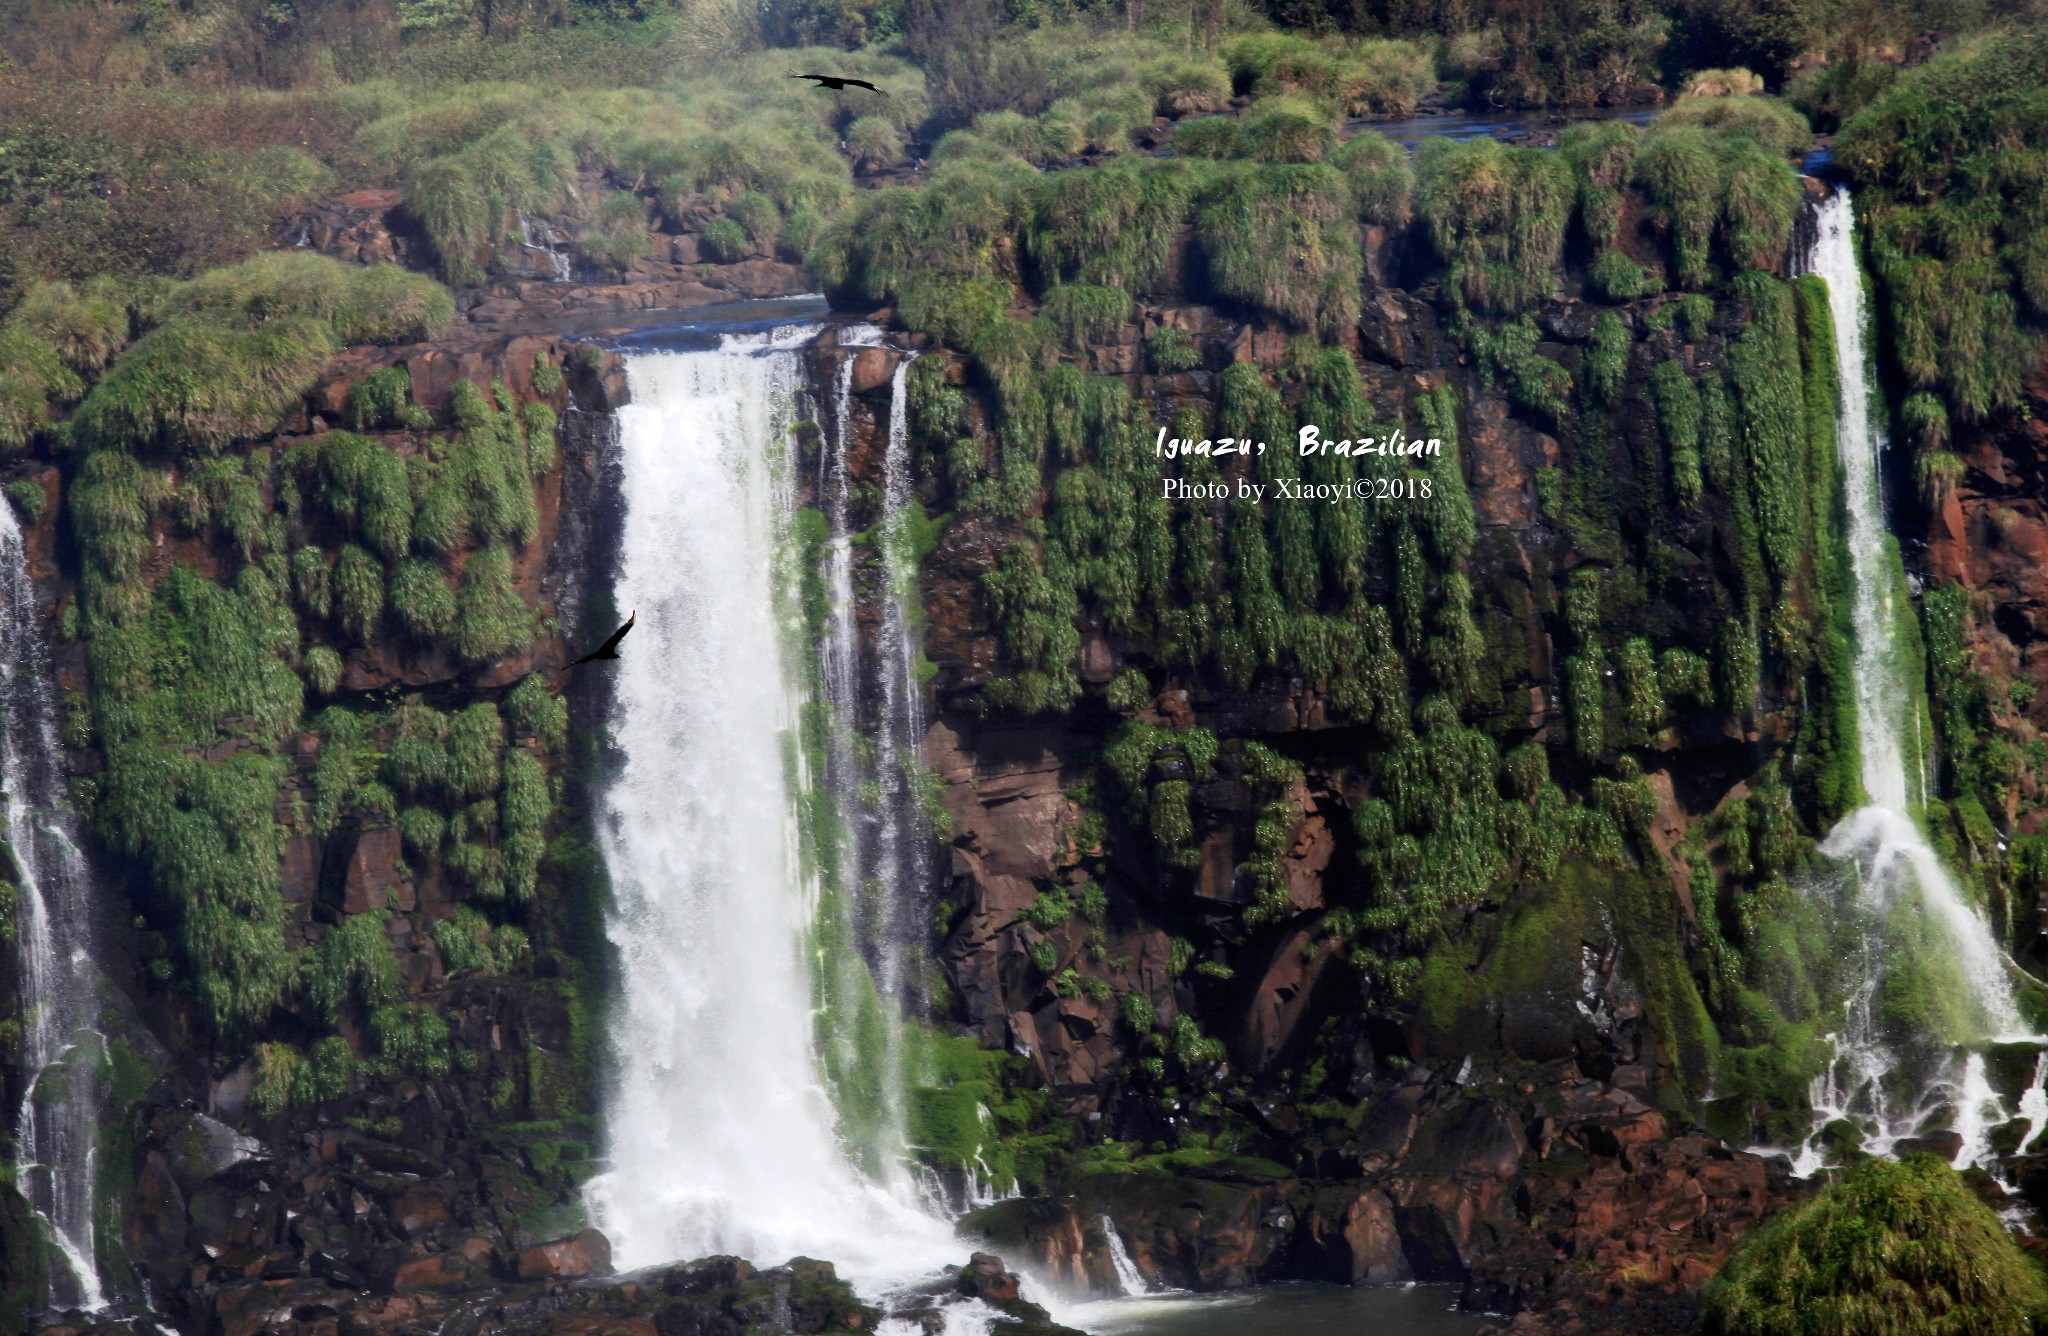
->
[515,1228,614,1281]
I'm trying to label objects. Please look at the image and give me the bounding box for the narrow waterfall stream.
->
[1790,187,2037,1174]
[1,500,107,1311]
[579,323,964,1297]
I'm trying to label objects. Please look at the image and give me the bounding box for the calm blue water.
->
[1065,1283,1490,1335]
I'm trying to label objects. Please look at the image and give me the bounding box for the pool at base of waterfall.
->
[1064,1283,1488,1335]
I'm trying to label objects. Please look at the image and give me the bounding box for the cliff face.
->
[807,260,1816,1327]
[3,151,2042,1336]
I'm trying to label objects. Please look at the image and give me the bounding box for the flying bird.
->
[790,73,887,95]
[566,611,636,669]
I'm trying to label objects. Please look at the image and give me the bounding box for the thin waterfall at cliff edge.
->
[2,499,107,1310]
[1791,187,2037,1174]
[580,325,961,1292]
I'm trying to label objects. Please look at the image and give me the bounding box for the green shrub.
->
[728,191,783,247]
[433,904,529,974]
[390,559,454,640]
[1172,117,1242,160]
[71,317,335,456]
[405,124,577,283]
[1145,56,1232,115]
[507,671,567,751]
[371,1002,451,1078]
[521,402,558,475]
[5,480,48,523]
[413,382,539,553]
[0,327,85,456]
[899,277,1012,347]
[530,353,564,400]
[1701,1155,2048,1336]
[846,115,904,171]
[1718,138,1803,273]
[1560,120,1639,249]
[253,1043,303,1117]
[1147,326,1202,373]
[333,543,385,643]
[569,229,644,273]
[973,108,1083,166]
[1197,163,1361,338]
[1331,130,1413,228]
[1589,247,1656,301]
[167,253,455,345]
[303,644,345,695]
[295,1035,356,1106]
[1582,311,1630,408]
[1024,159,1204,294]
[1416,137,1572,315]
[1633,127,1721,290]
[700,217,749,262]
[1039,285,1131,351]
[1336,40,1436,116]
[1658,93,1811,158]
[398,805,446,857]
[8,279,130,373]
[1239,97,1336,164]
[306,910,400,1022]
[454,545,527,663]
[1649,360,1704,506]
[87,562,301,1034]
[286,431,413,562]
[500,748,549,901]
[1631,124,1802,289]
[446,702,505,800]
[1838,38,2047,424]
[347,367,417,432]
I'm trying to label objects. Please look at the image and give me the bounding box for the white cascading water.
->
[1789,188,2035,1174]
[516,210,573,282]
[580,326,963,1292]
[1101,1216,1151,1297]
[2,499,107,1310]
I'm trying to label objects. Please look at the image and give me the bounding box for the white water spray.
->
[2,499,108,1310]
[1787,187,2035,1173]
[581,327,961,1291]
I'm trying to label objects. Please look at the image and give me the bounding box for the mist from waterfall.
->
[2,499,107,1311]
[1791,187,2033,1174]
[580,327,961,1290]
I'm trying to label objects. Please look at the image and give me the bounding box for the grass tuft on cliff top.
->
[168,253,455,346]
[1700,1153,2048,1336]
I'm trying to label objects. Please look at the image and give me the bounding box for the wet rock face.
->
[963,1069,1788,1313]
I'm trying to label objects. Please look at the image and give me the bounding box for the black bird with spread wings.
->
[566,611,636,669]
[790,73,886,94]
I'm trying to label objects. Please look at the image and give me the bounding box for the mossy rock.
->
[1702,1154,2048,1335]
[0,1180,48,1336]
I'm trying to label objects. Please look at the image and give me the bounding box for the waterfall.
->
[1101,1215,1151,1297]
[581,324,958,1290]
[811,332,944,1195]
[2,499,107,1311]
[1788,187,2035,1173]
[517,210,573,282]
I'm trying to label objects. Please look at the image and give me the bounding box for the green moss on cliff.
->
[1702,1154,2048,1336]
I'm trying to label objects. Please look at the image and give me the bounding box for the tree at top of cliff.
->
[1700,1153,2048,1336]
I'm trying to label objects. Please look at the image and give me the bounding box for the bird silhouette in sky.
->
[566,611,636,669]
[790,73,887,95]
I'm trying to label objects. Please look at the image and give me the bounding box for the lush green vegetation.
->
[1702,1155,2048,1335]
[1837,37,2048,425]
